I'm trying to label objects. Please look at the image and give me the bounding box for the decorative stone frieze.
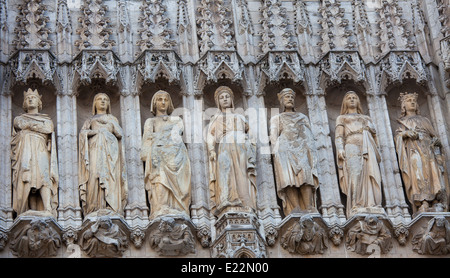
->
[9,50,56,86]
[135,50,182,86]
[318,51,366,88]
[73,49,120,86]
[377,51,428,91]
[211,211,266,258]
[193,50,245,95]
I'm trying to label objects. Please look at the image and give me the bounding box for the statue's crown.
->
[398,92,418,102]
[24,88,41,99]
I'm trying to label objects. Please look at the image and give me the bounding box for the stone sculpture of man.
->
[395,92,449,214]
[79,93,128,217]
[206,86,257,216]
[270,88,319,216]
[11,88,59,217]
[140,90,191,219]
[335,91,383,217]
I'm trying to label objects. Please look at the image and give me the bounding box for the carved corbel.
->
[130,228,146,249]
[393,224,409,246]
[10,217,62,258]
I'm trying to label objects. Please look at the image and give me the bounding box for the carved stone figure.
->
[346,215,392,255]
[270,88,319,215]
[149,217,195,256]
[280,214,328,255]
[395,92,449,214]
[335,91,382,217]
[79,93,128,217]
[10,218,61,258]
[207,86,257,216]
[11,88,59,218]
[412,216,450,255]
[141,90,191,219]
[79,216,128,258]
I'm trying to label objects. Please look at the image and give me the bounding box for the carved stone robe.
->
[270,112,319,215]
[11,113,59,217]
[79,114,128,216]
[335,113,382,216]
[395,115,449,211]
[141,116,191,219]
[207,112,256,215]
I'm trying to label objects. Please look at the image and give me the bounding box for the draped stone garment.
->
[141,116,191,219]
[11,113,59,217]
[79,114,128,216]
[270,112,319,214]
[335,113,382,216]
[207,112,256,215]
[395,115,449,211]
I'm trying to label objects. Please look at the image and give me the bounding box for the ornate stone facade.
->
[0,0,449,258]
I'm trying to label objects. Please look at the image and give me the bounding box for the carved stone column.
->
[0,66,13,228]
[182,65,212,247]
[246,62,281,246]
[55,65,82,229]
[120,65,149,228]
[366,65,411,224]
[305,65,346,225]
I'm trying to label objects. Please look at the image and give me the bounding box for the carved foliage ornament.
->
[14,0,52,50]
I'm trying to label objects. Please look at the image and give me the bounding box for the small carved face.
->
[218,91,232,110]
[94,94,110,112]
[403,96,417,114]
[25,95,40,111]
[281,93,295,110]
[155,94,170,114]
[344,93,359,109]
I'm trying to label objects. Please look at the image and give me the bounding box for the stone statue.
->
[346,215,392,255]
[412,216,450,255]
[270,88,319,215]
[280,214,328,255]
[207,86,257,216]
[10,218,61,258]
[141,90,191,219]
[395,92,449,214]
[149,216,195,256]
[79,93,128,217]
[335,91,382,217]
[11,88,59,218]
[79,216,128,258]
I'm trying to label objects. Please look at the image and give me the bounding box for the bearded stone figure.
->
[270,88,319,216]
[395,92,449,214]
[140,90,191,219]
[207,86,257,216]
[335,91,383,217]
[11,88,59,218]
[79,93,128,217]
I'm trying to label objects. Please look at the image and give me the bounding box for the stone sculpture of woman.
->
[140,90,191,219]
[335,91,382,217]
[270,88,319,216]
[395,92,449,214]
[207,86,257,216]
[79,93,128,217]
[11,88,59,217]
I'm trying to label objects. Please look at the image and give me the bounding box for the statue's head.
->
[92,93,111,115]
[23,88,42,112]
[340,91,363,115]
[277,88,296,112]
[399,92,420,117]
[214,86,235,111]
[150,90,174,116]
